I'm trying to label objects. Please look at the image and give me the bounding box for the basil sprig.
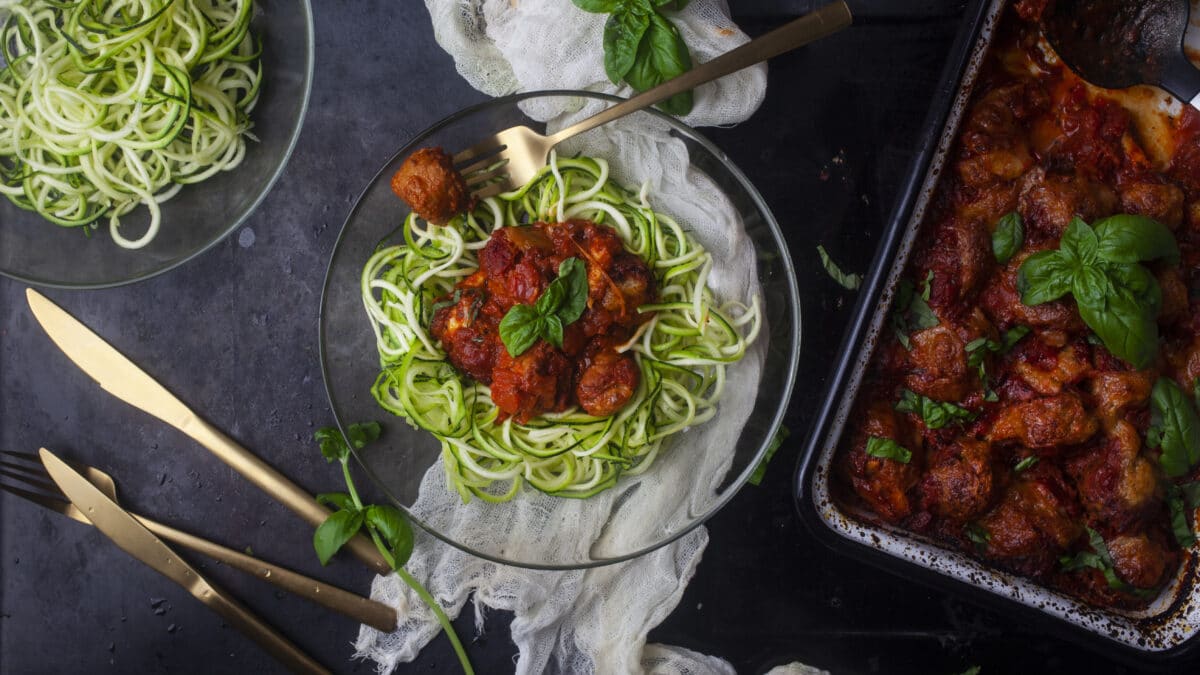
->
[991,211,1024,264]
[311,423,474,673]
[895,388,975,429]
[1017,215,1178,369]
[865,436,912,464]
[1147,377,1200,478]
[1059,527,1151,596]
[571,0,694,115]
[965,325,1030,380]
[498,257,588,357]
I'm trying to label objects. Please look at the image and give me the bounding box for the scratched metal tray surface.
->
[796,0,1200,660]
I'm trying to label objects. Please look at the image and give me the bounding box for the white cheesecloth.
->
[354,1,772,673]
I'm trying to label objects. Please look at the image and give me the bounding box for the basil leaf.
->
[1194,378,1200,412]
[964,523,991,547]
[1003,325,1030,350]
[1059,217,1098,267]
[1014,456,1039,472]
[1078,288,1158,369]
[535,278,565,315]
[625,12,693,115]
[748,426,790,486]
[1093,214,1180,265]
[555,257,589,323]
[895,389,975,429]
[1148,378,1200,477]
[365,504,414,567]
[603,10,650,84]
[1016,250,1072,305]
[1071,265,1111,308]
[313,509,364,566]
[1166,483,1196,548]
[429,289,462,318]
[1059,527,1135,592]
[992,211,1024,264]
[817,244,862,290]
[314,427,351,463]
[654,0,690,8]
[543,314,564,349]
[570,0,624,12]
[865,436,912,463]
[347,421,382,449]
[907,289,939,331]
[316,492,356,511]
[1183,481,1200,508]
[499,304,543,357]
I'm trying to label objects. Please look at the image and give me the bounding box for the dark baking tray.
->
[794,0,1200,665]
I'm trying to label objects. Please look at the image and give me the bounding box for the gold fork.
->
[455,0,852,199]
[0,450,397,633]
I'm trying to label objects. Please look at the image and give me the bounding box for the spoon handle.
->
[1160,53,1200,109]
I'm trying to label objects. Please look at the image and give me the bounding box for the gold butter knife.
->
[39,448,330,675]
[25,288,390,575]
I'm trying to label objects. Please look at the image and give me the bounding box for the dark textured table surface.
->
[1,1,1193,673]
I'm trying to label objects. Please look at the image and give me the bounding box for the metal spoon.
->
[1044,0,1200,108]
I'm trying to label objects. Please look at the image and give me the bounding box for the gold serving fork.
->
[0,450,397,633]
[454,0,852,199]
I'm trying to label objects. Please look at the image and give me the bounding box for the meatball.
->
[1119,181,1184,229]
[1011,343,1090,396]
[1107,533,1171,590]
[429,288,497,383]
[489,342,572,424]
[1064,420,1160,530]
[920,439,995,520]
[1017,167,1116,240]
[977,464,1082,577]
[844,401,922,523]
[904,324,972,402]
[987,392,1098,450]
[390,147,473,225]
[575,348,639,417]
[979,250,1086,332]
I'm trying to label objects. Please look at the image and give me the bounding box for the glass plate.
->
[0,0,314,288]
[320,91,800,569]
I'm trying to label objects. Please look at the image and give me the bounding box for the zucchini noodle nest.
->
[0,0,261,248]
[361,153,762,502]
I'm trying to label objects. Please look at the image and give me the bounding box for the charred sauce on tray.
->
[836,3,1200,610]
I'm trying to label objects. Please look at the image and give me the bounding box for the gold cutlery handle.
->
[550,0,852,144]
[181,415,392,575]
[134,515,397,632]
[202,587,332,675]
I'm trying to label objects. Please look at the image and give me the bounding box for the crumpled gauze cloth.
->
[354,1,769,674]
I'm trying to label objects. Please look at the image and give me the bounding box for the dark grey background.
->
[0,1,1185,673]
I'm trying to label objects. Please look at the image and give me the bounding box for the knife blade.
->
[25,288,389,574]
[39,448,330,675]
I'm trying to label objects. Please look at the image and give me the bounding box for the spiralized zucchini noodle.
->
[0,0,261,248]
[361,153,761,501]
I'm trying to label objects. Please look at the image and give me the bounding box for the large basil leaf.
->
[625,12,693,115]
[555,257,589,323]
[603,9,650,84]
[1148,378,1200,478]
[1077,289,1158,369]
[1017,250,1072,305]
[1058,217,1098,268]
[499,304,543,357]
[1093,214,1180,265]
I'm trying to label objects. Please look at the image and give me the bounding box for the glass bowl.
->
[0,0,314,288]
[320,91,800,569]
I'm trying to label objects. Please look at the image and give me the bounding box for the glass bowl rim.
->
[319,89,802,570]
[0,0,317,290]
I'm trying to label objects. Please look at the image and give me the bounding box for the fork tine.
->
[463,163,511,189]
[1,450,42,464]
[472,181,513,201]
[452,138,505,166]
[0,483,85,521]
[458,151,509,179]
[0,466,61,497]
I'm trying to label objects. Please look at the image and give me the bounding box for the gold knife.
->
[39,448,331,675]
[25,288,390,575]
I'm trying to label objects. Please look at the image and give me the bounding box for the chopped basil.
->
[965,326,1030,382]
[895,389,975,429]
[866,436,912,464]
[991,211,1024,264]
[1147,377,1200,478]
[1166,482,1200,548]
[1059,527,1150,596]
[1014,455,1038,472]
[816,244,862,291]
[891,272,939,349]
[748,426,791,486]
[964,523,991,549]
